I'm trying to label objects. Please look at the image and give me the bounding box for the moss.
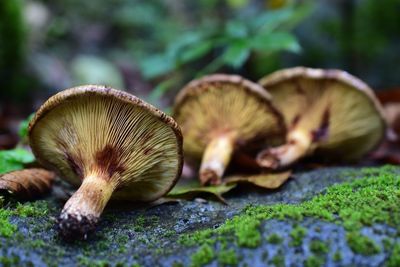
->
[304,255,324,267]
[267,233,283,244]
[190,244,215,267]
[387,243,400,267]
[0,254,21,267]
[171,261,184,267]
[14,201,49,217]
[180,166,400,255]
[0,208,16,237]
[309,240,328,255]
[382,238,393,251]
[346,232,381,255]
[217,249,238,266]
[333,251,342,262]
[270,250,285,267]
[290,225,307,247]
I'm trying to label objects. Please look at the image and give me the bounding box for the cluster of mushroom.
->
[174,68,386,185]
[26,67,386,240]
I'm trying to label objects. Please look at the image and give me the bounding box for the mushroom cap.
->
[259,67,386,160]
[29,85,183,202]
[173,74,285,160]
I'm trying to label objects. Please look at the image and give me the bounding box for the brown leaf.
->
[167,181,236,204]
[224,171,291,189]
[0,168,56,200]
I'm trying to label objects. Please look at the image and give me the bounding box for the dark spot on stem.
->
[95,145,126,178]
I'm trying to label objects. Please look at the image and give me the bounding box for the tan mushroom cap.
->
[29,85,183,201]
[257,67,386,167]
[174,74,285,184]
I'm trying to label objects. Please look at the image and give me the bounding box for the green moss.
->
[217,249,238,266]
[0,209,16,237]
[0,254,21,267]
[304,255,324,267]
[180,166,400,251]
[178,166,400,264]
[270,250,285,267]
[190,244,215,267]
[346,232,381,255]
[387,243,400,267]
[15,201,49,217]
[290,225,307,247]
[309,240,328,255]
[333,251,342,262]
[382,238,393,251]
[267,233,283,244]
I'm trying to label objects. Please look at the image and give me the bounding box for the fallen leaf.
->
[167,181,236,204]
[224,171,291,189]
[0,168,56,200]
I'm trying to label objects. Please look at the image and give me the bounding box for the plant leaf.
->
[168,181,236,204]
[0,168,56,200]
[224,171,291,189]
[251,32,301,53]
[0,148,35,174]
[222,39,251,68]
[178,40,214,65]
[139,54,175,79]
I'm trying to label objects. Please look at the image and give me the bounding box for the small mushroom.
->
[29,85,183,238]
[256,67,386,169]
[173,74,285,185]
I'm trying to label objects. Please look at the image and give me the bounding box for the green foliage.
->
[0,0,26,99]
[0,148,35,174]
[140,5,310,79]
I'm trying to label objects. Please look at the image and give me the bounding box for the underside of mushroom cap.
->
[174,74,285,160]
[29,85,183,202]
[258,67,386,161]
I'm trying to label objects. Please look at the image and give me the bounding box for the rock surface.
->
[0,166,399,267]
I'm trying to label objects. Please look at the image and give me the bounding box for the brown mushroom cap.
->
[29,85,183,238]
[174,74,285,184]
[257,67,386,167]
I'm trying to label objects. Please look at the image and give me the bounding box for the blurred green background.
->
[0,0,399,148]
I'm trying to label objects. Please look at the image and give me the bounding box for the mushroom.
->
[29,85,183,238]
[256,67,386,169]
[173,74,285,185]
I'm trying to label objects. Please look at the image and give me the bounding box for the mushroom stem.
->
[58,174,116,239]
[200,134,236,185]
[257,129,313,169]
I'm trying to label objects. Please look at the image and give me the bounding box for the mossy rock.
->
[1,166,399,266]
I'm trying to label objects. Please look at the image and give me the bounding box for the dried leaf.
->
[167,181,236,204]
[224,171,291,189]
[0,168,56,200]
